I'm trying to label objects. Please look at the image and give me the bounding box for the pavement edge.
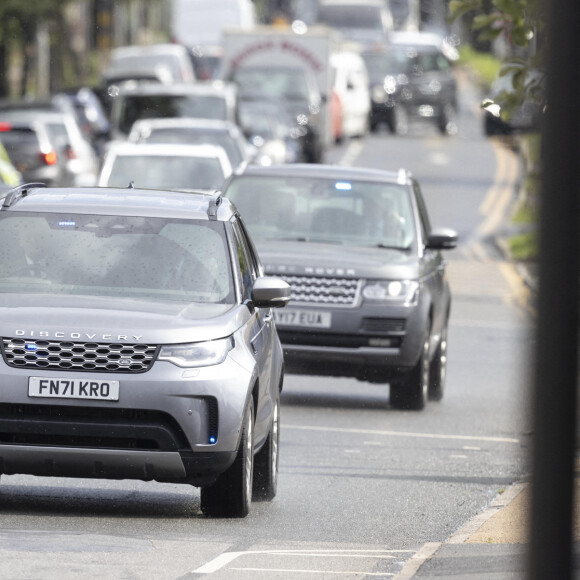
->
[393,482,529,579]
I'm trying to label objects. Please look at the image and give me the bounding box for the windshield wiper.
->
[265,237,345,245]
[265,236,310,242]
[375,243,411,251]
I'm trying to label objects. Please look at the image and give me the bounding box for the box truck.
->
[221,25,339,162]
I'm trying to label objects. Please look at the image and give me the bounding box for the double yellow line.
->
[477,139,519,238]
[480,139,537,318]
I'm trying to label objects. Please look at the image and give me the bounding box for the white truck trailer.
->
[221,25,339,162]
[171,0,256,47]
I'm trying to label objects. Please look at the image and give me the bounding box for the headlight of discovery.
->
[158,337,234,368]
[362,280,419,305]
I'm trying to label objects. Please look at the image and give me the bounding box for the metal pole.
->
[528,0,580,578]
[36,21,50,98]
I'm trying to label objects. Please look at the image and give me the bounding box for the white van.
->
[330,50,371,140]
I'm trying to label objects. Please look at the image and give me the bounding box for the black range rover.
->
[224,164,457,410]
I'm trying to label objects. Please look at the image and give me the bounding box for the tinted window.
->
[226,175,416,250]
[317,5,383,29]
[233,68,310,100]
[232,219,254,301]
[144,129,243,166]
[119,95,228,135]
[104,154,225,191]
[0,213,234,303]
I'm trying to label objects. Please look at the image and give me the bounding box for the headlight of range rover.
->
[159,337,234,368]
[362,280,419,305]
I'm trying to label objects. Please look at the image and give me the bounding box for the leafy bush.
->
[458,44,502,90]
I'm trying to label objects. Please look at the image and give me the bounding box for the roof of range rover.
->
[233,163,412,184]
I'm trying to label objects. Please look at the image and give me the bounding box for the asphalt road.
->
[0,74,535,579]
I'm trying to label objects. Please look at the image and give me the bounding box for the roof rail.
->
[397,168,411,184]
[1,183,47,210]
[207,190,223,221]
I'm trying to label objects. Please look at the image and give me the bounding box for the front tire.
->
[200,398,254,518]
[387,105,409,135]
[428,324,448,401]
[391,331,429,410]
[253,395,280,501]
[438,103,458,135]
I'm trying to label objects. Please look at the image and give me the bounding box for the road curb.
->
[393,483,529,579]
[446,482,529,544]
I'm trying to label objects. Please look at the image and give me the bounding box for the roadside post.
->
[528,0,580,577]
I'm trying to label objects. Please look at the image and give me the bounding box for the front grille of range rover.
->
[280,275,362,306]
[2,338,158,373]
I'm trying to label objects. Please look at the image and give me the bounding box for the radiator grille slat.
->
[2,338,158,373]
[280,275,361,306]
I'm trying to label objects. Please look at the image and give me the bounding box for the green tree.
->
[0,0,72,98]
[449,0,546,113]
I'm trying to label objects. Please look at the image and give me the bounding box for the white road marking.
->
[451,318,529,330]
[338,140,364,166]
[194,552,245,574]
[231,567,395,576]
[194,549,411,574]
[427,151,450,166]
[450,454,468,459]
[393,542,442,580]
[285,424,520,444]
[463,446,481,451]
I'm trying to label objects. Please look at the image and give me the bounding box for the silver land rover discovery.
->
[0,183,290,518]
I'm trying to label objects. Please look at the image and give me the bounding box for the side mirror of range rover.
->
[426,227,458,250]
[251,276,292,308]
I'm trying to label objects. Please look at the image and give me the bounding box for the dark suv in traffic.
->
[225,164,457,410]
[363,44,458,135]
[0,183,290,517]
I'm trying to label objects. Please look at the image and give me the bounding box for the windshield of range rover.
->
[227,175,416,250]
[0,213,234,303]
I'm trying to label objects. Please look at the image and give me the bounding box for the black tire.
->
[200,398,254,518]
[387,105,409,135]
[390,331,429,410]
[428,324,448,401]
[438,103,457,136]
[253,395,280,501]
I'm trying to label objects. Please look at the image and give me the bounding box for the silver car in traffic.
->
[0,183,290,517]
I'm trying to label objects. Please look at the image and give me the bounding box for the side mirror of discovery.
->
[251,276,292,308]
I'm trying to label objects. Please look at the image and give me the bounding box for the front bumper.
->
[276,302,428,381]
[0,354,253,485]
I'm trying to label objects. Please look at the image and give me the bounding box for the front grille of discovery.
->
[281,275,361,306]
[2,338,158,373]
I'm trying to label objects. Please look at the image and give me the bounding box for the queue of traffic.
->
[0,11,460,517]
